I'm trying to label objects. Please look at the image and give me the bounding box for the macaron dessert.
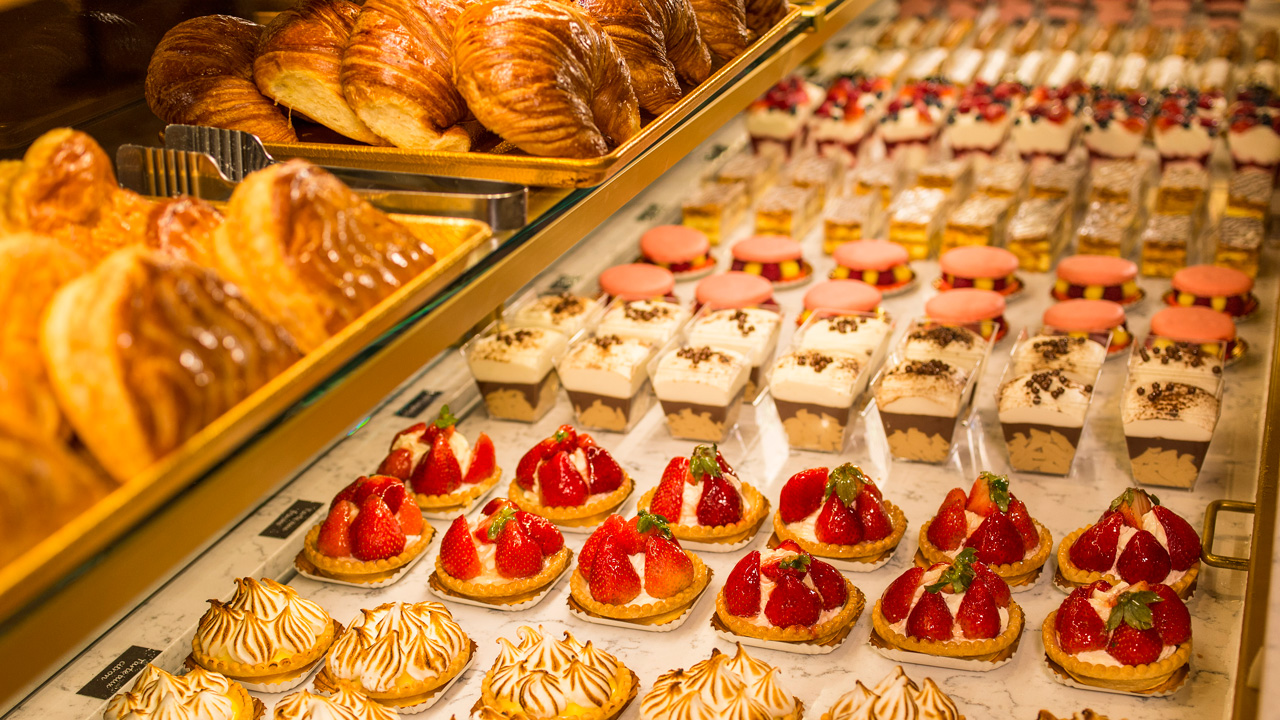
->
[729,235,814,288]
[924,288,1009,342]
[599,263,676,301]
[639,225,716,280]
[798,280,884,325]
[936,245,1024,297]
[695,271,777,311]
[1150,306,1245,364]
[1164,264,1259,319]
[1051,254,1143,306]
[1043,299,1132,356]
[829,239,917,295]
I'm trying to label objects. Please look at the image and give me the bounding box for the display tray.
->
[263,8,804,188]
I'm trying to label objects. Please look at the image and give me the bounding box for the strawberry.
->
[620,511,671,555]
[906,590,953,641]
[779,467,827,523]
[1116,530,1172,584]
[725,551,762,617]
[1151,506,1201,571]
[649,458,687,522]
[964,512,1025,566]
[697,474,743,526]
[516,511,564,556]
[761,552,811,582]
[439,515,481,580]
[584,445,625,494]
[776,539,805,553]
[317,500,356,558]
[553,425,578,454]
[389,422,427,449]
[966,472,1010,517]
[1055,591,1109,653]
[1069,512,1124,572]
[644,535,694,598]
[335,475,399,507]
[1149,583,1191,645]
[956,585,1000,639]
[349,494,406,561]
[538,452,589,507]
[578,515,626,576]
[1006,498,1039,552]
[819,464,881,545]
[881,567,925,623]
[1104,587,1164,665]
[856,484,892,541]
[927,497,968,551]
[515,438,554,490]
[764,575,822,628]
[587,535,641,605]
[482,497,514,516]
[816,493,863,545]
[970,562,1011,608]
[808,559,848,610]
[463,434,496,484]
[496,516,544,579]
[713,447,735,476]
[384,483,423,535]
[376,448,414,481]
[1107,488,1156,527]
[411,432,462,496]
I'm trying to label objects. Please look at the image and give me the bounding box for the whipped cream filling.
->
[392,430,471,477]
[1072,582,1178,667]
[1229,125,1280,165]
[524,448,617,506]
[889,566,1011,641]
[741,548,842,628]
[1095,513,1188,587]
[1154,125,1215,159]
[468,328,566,384]
[673,471,744,527]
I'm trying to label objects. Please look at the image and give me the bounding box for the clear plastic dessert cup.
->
[504,289,605,343]
[650,344,750,443]
[683,303,784,404]
[555,333,661,434]
[462,320,568,423]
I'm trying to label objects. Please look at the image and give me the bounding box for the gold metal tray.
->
[0,214,491,622]
[263,7,805,188]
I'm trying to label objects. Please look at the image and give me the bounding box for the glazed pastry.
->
[454,0,641,158]
[435,497,571,605]
[300,475,435,585]
[638,444,769,547]
[821,666,961,720]
[642,645,802,719]
[191,578,337,691]
[475,626,636,719]
[919,472,1051,588]
[375,406,500,511]
[317,601,471,709]
[340,0,471,150]
[690,0,749,62]
[41,247,301,481]
[744,0,789,38]
[255,0,385,145]
[145,15,297,143]
[212,160,442,352]
[774,464,907,565]
[510,425,633,526]
[273,687,396,719]
[106,665,260,720]
[143,196,224,267]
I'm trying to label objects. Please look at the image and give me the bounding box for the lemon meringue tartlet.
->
[190,578,337,691]
[474,626,637,720]
[821,666,962,720]
[316,601,472,711]
[641,644,803,720]
[106,665,261,720]
[273,688,398,720]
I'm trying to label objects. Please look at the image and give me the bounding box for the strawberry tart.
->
[1056,488,1201,599]
[299,475,435,585]
[773,464,907,567]
[638,444,769,548]
[919,472,1051,588]
[642,645,804,720]
[510,425,633,527]
[434,497,572,606]
[715,540,864,645]
[375,406,500,512]
[1043,580,1192,693]
[569,512,711,626]
[870,549,1025,663]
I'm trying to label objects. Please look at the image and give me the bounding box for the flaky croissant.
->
[574,0,686,115]
[341,0,472,151]
[649,0,715,87]
[690,0,748,62]
[145,15,297,143]
[453,0,641,158]
[745,0,789,38]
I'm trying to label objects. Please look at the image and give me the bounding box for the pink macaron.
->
[729,235,813,287]
[1043,299,1131,355]
[599,263,676,301]
[1150,305,1243,362]
[830,239,917,294]
[1165,264,1258,318]
[925,288,1008,341]
[695,271,777,310]
[1051,255,1143,306]
[798,280,883,325]
[937,246,1023,295]
[639,225,715,279]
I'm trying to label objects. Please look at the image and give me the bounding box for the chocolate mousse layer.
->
[658,396,744,442]
[477,373,559,423]
[566,390,650,433]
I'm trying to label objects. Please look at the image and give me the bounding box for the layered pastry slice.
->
[190,578,338,692]
[642,645,803,720]
[510,425,633,527]
[1043,580,1192,693]
[434,497,572,606]
[870,549,1024,663]
[316,601,472,711]
[821,666,962,720]
[106,665,260,720]
[375,406,500,513]
[1057,488,1201,599]
[773,464,907,567]
[569,512,712,626]
[298,475,434,585]
[273,688,396,720]
[637,444,770,548]
[715,541,864,646]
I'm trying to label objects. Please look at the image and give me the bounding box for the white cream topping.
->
[998,370,1091,427]
[105,666,239,720]
[1229,125,1280,166]
[1154,125,1215,160]
[1122,382,1219,439]
[468,328,567,384]
[799,316,892,359]
[558,335,653,399]
[597,300,689,345]
[687,308,782,366]
[327,602,469,693]
[1011,334,1106,385]
[902,327,988,372]
[875,359,968,417]
[509,294,598,337]
[1012,113,1079,155]
[769,349,864,408]
[1128,348,1223,392]
[653,346,750,406]
[948,113,1012,151]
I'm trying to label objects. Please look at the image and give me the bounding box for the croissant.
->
[41,247,302,481]
[745,0,789,38]
[690,0,748,62]
[341,0,472,151]
[574,0,685,115]
[255,0,387,145]
[453,0,641,158]
[649,0,714,87]
[145,15,297,143]
[211,160,441,352]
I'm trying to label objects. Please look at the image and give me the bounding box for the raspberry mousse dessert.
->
[510,425,633,528]
[813,73,892,164]
[1043,580,1192,693]
[638,444,770,548]
[747,76,826,159]
[558,334,656,433]
[1057,488,1202,599]
[639,225,716,280]
[997,368,1095,475]
[773,464,907,567]
[465,327,567,423]
[829,239,917,295]
[1164,264,1259,319]
[299,475,435,585]
[642,645,804,720]
[652,345,751,442]
[375,407,500,512]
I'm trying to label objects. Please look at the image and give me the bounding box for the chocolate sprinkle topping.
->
[624,301,672,322]
[901,359,955,375]
[1031,336,1086,361]
[794,350,836,372]
[677,346,732,366]
[909,325,977,349]
[500,329,537,345]
[829,316,872,333]
[730,309,757,336]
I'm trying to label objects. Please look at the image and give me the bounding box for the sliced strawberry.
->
[906,590,953,641]
[856,483,892,542]
[764,575,822,628]
[816,493,863,545]
[553,425,578,454]
[1108,488,1156,527]
[1151,506,1201,571]
[928,499,968,551]
[808,559,848,610]
[964,512,1025,566]
[496,517,543,579]
[1056,590,1108,653]
[411,433,462,496]
[1006,498,1039,552]
[966,472,1010,516]
[725,551,762,617]
[516,511,564,556]
[463,434,496,484]
[649,458,687,522]
[482,497,515,516]
[440,515,481,580]
[317,500,356,558]
[376,448,414,481]
[515,440,550,490]
[881,566,925,623]
[1115,530,1172,584]
[697,474,743,527]
[761,552,811,582]
[578,515,626,576]
[584,445,625,494]
[970,562,1011,608]
[538,452,589,508]
[644,536,694,598]
[957,585,1000,639]
[779,468,827,523]
[587,535,641,605]
[1149,583,1191,646]
[1069,512,1125,572]
[385,483,423,535]
[349,494,407,561]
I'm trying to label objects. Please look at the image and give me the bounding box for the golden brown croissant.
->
[143,196,223,267]
[211,160,441,352]
[745,0,789,38]
[145,15,298,143]
[690,0,748,62]
[255,0,387,145]
[341,0,472,151]
[41,247,302,481]
[453,0,641,158]
[649,0,714,87]
[573,0,685,114]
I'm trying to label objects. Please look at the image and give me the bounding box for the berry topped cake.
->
[813,73,892,164]
[946,80,1022,157]
[773,463,908,567]
[637,444,770,548]
[879,78,958,160]
[434,498,572,606]
[300,475,434,585]
[1057,488,1201,599]
[375,406,500,512]
[1084,92,1151,160]
[747,76,826,158]
[1153,88,1226,167]
[510,425,633,527]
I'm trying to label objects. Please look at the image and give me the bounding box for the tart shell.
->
[299,524,435,584]
[917,517,1053,588]
[508,474,633,527]
[569,551,710,621]
[315,637,475,706]
[870,597,1024,661]
[189,618,340,682]
[636,483,770,545]
[714,577,865,642]
[1042,611,1192,692]
[479,664,638,720]
[1056,525,1200,599]
[772,500,908,563]
[434,546,573,602]
[415,466,502,511]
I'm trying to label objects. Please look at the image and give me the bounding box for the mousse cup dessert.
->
[687,305,783,403]
[506,292,603,340]
[769,348,867,452]
[596,296,691,346]
[997,365,1096,476]
[796,310,895,366]
[1122,341,1224,488]
[464,325,568,423]
[652,345,751,442]
[557,334,657,433]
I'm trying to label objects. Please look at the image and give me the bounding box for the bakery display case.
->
[2,0,1280,718]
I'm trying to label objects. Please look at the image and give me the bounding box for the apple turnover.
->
[105,665,261,720]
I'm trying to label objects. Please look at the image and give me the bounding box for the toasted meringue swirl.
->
[326,602,468,694]
[825,666,960,720]
[485,626,624,716]
[105,665,242,720]
[272,688,397,720]
[195,578,331,666]
[640,644,796,720]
